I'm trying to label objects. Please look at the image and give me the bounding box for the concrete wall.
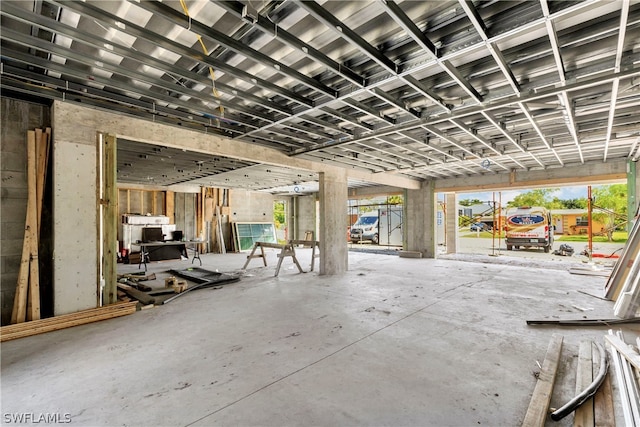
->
[230,189,274,223]
[294,195,317,241]
[52,120,99,315]
[0,98,51,324]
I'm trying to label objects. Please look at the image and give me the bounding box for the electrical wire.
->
[178,0,224,125]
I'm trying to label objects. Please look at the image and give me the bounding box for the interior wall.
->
[295,195,317,240]
[230,189,274,223]
[0,98,51,325]
[52,107,98,315]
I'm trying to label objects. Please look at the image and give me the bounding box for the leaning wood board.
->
[573,340,594,427]
[521,334,564,427]
[0,301,137,342]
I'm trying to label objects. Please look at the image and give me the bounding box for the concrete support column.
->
[629,160,639,226]
[405,181,437,258]
[444,193,458,254]
[318,170,348,275]
[52,103,99,315]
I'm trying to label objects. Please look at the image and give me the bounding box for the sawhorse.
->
[288,239,320,272]
[242,242,304,277]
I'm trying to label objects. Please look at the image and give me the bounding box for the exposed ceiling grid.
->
[1,0,639,192]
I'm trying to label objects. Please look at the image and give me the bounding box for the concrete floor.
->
[2,249,638,426]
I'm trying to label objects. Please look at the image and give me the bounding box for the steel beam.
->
[52,0,313,107]
[137,1,337,98]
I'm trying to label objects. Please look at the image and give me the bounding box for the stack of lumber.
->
[11,128,50,324]
[0,301,137,342]
[604,212,640,318]
[522,331,640,426]
[605,330,640,424]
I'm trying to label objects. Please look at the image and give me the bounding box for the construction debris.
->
[605,330,640,425]
[549,341,608,421]
[552,244,574,256]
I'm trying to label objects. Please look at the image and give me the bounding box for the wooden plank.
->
[573,340,594,427]
[593,370,615,426]
[12,131,38,324]
[605,334,640,370]
[522,334,564,427]
[102,134,118,305]
[165,190,174,223]
[117,283,155,305]
[2,302,136,333]
[27,128,40,321]
[0,302,137,342]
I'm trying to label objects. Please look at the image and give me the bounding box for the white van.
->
[504,206,554,253]
[350,207,403,245]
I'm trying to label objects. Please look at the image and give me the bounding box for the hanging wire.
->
[179,0,224,126]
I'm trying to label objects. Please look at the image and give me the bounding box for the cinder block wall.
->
[0,98,51,325]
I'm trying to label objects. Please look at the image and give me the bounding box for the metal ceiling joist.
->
[458,0,520,95]
[375,135,443,165]
[216,0,365,87]
[449,118,502,157]
[52,0,314,108]
[137,1,338,99]
[518,102,563,166]
[299,114,352,136]
[604,0,629,162]
[341,98,396,125]
[540,0,566,84]
[364,139,427,167]
[319,107,374,131]
[369,87,420,118]
[0,29,270,128]
[480,111,525,154]
[422,124,477,160]
[379,0,482,103]
[291,67,640,156]
[294,0,397,74]
[1,1,295,117]
[558,91,584,164]
[1,63,245,136]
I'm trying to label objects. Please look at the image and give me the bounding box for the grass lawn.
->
[556,231,628,243]
[460,230,629,243]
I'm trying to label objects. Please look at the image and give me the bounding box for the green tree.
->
[273,201,285,228]
[506,188,560,208]
[592,184,627,241]
[387,194,403,205]
[561,198,587,209]
[459,198,483,207]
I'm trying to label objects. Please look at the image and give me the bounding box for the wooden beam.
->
[593,370,614,426]
[1,301,137,342]
[522,334,564,427]
[102,134,118,305]
[27,129,40,321]
[604,334,640,370]
[166,190,175,223]
[12,130,40,323]
[573,340,594,427]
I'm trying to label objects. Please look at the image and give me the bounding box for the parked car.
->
[470,222,487,231]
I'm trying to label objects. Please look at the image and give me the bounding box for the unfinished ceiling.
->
[1,0,639,190]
